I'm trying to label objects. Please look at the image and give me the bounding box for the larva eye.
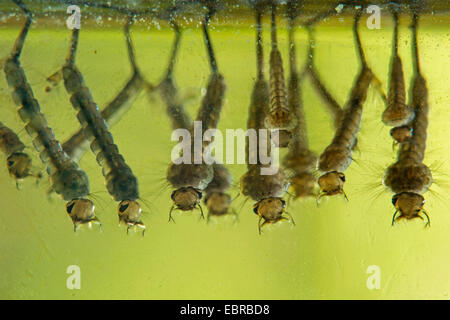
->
[7,160,14,166]
[392,194,400,206]
[253,206,259,215]
[196,190,203,199]
[339,174,346,182]
[170,191,176,200]
[119,202,129,213]
[66,201,75,214]
[281,199,286,208]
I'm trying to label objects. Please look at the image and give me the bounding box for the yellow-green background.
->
[0,12,449,299]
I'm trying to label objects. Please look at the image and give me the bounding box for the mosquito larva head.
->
[253,197,286,223]
[392,192,428,225]
[6,152,32,179]
[66,198,98,230]
[290,172,316,199]
[382,104,415,127]
[204,192,231,216]
[317,171,346,197]
[118,200,145,234]
[254,197,292,234]
[118,200,142,224]
[171,187,202,211]
[272,129,293,148]
[390,125,412,144]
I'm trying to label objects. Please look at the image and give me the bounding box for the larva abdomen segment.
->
[288,71,308,149]
[334,68,372,147]
[28,126,65,172]
[333,103,362,150]
[269,50,287,113]
[167,162,213,190]
[382,55,414,127]
[265,49,293,129]
[384,158,433,195]
[159,77,192,130]
[106,165,139,202]
[247,79,270,167]
[388,56,406,109]
[318,68,372,173]
[410,74,428,157]
[248,79,269,131]
[195,73,226,133]
[91,138,121,174]
[240,165,288,201]
[205,164,231,194]
[397,75,428,164]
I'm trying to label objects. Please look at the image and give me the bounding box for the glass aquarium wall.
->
[0,0,448,299]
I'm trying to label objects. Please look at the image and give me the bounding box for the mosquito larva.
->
[60,25,144,234]
[161,13,231,221]
[167,7,227,222]
[62,16,146,163]
[194,15,231,220]
[382,9,415,129]
[264,2,297,148]
[282,0,317,199]
[240,3,291,234]
[317,9,375,200]
[383,13,432,226]
[3,0,98,231]
[0,121,41,187]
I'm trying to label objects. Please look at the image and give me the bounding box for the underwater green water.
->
[0,14,449,299]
